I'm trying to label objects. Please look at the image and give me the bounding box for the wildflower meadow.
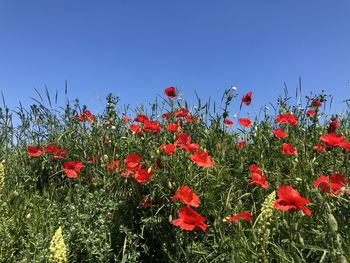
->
[0,86,349,262]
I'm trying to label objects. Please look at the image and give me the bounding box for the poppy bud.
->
[328,213,338,233]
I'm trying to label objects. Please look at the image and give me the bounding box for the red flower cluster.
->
[171,185,206,231]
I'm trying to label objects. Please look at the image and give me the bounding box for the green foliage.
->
[0,87,349,262]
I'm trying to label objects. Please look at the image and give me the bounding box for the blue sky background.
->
[0,0,349,117]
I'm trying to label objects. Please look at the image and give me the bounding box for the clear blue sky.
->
[0,0,349,116]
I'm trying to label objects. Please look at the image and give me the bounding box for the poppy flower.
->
[276,113,298,126]
[44,144,68,158]
[235,141,246,149]
[313,144,326,153]
[281,143,297,155]
[164,86,176,98]
[162,112,172,119]
[172,206,207,231]
[273,129,288,138]
[143,121,162,133]
[63,161,84,179]
[241,91,252,106]
[167,123,180,132]
[160,144,176,155]
[75,110,94,123]
[327,119,339,134]
[223,212,252,222]
[130,124,142,135]
[249,173,269,190]
[171,185,200,207]
[124,153,143,171]
[274,185,311,216]
[320,133,344,147]
[107,160,120,173]
[311,99,322,108]
[133,168,153,184]
[314,173,346,196]
[190,150,214,168]
[306,109,316,117]
[180,143,200,153]
[238,118,252,127]
[122,116,132,122]
[134,114,150,124]
[176,133,191,145]
[27,144,43,157]
[186,115,197,123]
[174,108,189,118]
[224,119,233,126]
[249,164,263,175]
[140,195,152,209]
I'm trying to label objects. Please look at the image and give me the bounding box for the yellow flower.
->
[49,227,68,263]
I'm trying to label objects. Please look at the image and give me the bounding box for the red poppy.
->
[171,185,200,207]
[122,116,132,122]
[249,164,263,175]
[172,206,207,231]
[63,161,84,179]
[249,173,269,190]
[274,185,311,216]
[124,154,143,171]
[107,160,120,173]
[164,87,177,98]
[27,144,43,157]
[160,144,176,155]
[167,123,180,132]
[273,129,288,138]
[314,173,346,196]
[327,119,339,134]
[313,144,326,153]
[130,124,142,135]
[190,150,214,168]
[176,133,191,145]
[235,141,246,149]
[180,143,200,153]
[320,133,344,147]
[186,115,197,123]
[311,99,322,108]
[134,114,150,123]
[238,118,252,127]
[174,108,189,118]
[133,168,153,184]
[143,121,162,133]
[44,144,67,158]
[306,109,316,117]
[223,212,253,222]
[224,119,233,126]
[140,195,152,209]
[241,91,252,106]
[162,112,173,119]
[281,143,297,155]
[75,110,94,123]
[276,113,298,126]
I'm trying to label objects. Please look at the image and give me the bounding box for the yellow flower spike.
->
[49,226,68,263]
